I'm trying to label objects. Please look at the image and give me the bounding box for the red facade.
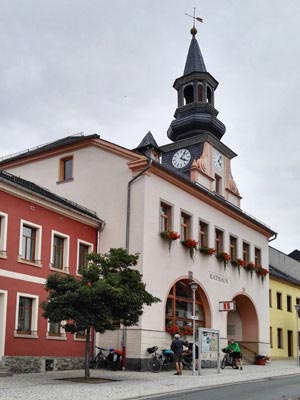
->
[0,185,99,369]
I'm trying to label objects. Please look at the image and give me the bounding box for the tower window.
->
[214,174,222,194]
[207,86,212,103]
[184,84,194,105]
[198,84,203,102]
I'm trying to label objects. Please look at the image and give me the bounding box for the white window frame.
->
[14,292,39,338]
[18,219,42,267]
[0,290,8,358]
[0,212,8,259]
[76,239,93,275]
[50,230,70,273]
[46,320,67,341]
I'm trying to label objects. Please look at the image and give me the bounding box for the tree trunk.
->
[84,327,91,379]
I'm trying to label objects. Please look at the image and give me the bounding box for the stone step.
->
[0,367,13,377]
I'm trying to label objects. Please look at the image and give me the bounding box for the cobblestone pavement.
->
[0,360,300,400]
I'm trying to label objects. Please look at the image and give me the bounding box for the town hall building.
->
[0,25,276,370]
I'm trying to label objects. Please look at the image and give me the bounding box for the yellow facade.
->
[269,276,300,358]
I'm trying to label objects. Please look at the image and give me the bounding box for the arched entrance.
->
[227,294,259,354]
[165,279,211,335]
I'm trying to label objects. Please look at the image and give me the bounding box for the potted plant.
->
[216,252,231,269]
[255,355,267,365]
[199,246,216,256]
[160,230,180,250]
[181,239,198,259]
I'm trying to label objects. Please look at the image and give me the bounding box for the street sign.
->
[219,301,236,311]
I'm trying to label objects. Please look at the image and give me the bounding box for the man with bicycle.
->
[223,338,243,370]
[171,333,187,375]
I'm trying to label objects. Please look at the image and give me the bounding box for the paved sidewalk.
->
[0,360,300,400]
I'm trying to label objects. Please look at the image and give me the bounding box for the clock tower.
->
[160,24,241,207]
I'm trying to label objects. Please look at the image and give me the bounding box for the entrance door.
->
[287,330,293,357]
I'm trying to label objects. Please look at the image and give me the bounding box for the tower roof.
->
[183,34,206,75]
[136,131,159,151]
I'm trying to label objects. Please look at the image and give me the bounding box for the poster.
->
[199,328,219,352]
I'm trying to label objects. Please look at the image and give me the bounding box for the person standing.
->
[224,338,243,370]
[171,333,186,375]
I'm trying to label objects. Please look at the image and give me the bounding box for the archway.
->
[165,279,211,335]
[227,294,259,354]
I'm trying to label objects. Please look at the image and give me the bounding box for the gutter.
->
[122,158,153,371]
[125,159,153,250]
[268,233,278,243]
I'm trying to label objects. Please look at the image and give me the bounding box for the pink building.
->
[0,170,103,372]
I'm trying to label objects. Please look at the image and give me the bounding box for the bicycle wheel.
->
[147,356,161,373]
[162,359,170,371]
[94,355,106,369]
[221,356,226,369]
[182,355,192,370]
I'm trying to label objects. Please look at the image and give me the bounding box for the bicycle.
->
[147,346,174,373]
[182,351,193,370]
[91,346,122,370]
[221,348,236,369]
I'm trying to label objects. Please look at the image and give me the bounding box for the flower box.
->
[181,239,198,259]
[199,246,216,256]
[160,230,180,249]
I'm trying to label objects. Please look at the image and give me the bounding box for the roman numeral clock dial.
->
[171,148,191,169]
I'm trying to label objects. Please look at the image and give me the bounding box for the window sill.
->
[74,336,86,342]
[0,251,7,259]
[56,178,74,185]
[46,334,67,341]
[49,265,69,274]
[17,257,42,268]
[14,331,38,339]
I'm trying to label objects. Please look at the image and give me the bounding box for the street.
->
[148,375,300,400]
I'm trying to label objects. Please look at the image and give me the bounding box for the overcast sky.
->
[1,0,300,255]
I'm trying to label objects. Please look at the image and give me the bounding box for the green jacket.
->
[224,341,240,352]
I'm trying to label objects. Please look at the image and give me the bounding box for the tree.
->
[41,248,160,378]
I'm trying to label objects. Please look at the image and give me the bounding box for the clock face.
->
[172,148,191,169]
[213,150,224,170]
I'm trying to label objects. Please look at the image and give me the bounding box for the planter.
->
[255,359,266,365]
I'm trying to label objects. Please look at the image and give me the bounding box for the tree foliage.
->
[41,248,160,377]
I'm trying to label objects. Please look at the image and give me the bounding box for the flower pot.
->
[255,359,266,365]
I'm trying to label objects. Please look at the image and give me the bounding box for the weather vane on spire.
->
[185,7,203,35]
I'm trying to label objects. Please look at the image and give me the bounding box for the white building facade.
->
[0,27,275,370]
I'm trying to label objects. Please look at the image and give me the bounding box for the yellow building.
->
[269,265,300,359]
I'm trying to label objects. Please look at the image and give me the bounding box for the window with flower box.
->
[254,247,261,266]
[215,228,224,254]
[166,279,205,335]
[160,201,172,232]
[242,242,250,263]
[229,235,237,260]
[180,212,191,242]
[199,220,209,247]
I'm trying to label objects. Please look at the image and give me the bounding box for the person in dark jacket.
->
[171,333,187,375]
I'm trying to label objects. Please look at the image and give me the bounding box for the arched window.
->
[207,86,212,103]
[166,279,205,335]
[198,84,203,102]
[183,85,194,105]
